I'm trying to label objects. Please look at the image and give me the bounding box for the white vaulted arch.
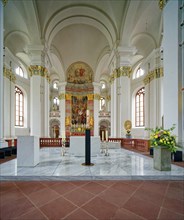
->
[44,5,117,50]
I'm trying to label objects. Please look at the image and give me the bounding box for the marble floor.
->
[0,148,184,181]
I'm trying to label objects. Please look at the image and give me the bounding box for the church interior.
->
[0,0,184,219]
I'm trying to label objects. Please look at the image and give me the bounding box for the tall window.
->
[15,86,24,127]
[53,81,58,90]
[133,67,144,79]
[53,97,59,110]
[15,66,24,77]
[135,87,145,127]
[100,97,106,111]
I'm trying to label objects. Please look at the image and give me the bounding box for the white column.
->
[113,78,117,137]
[119,75,130,137]
[10,79,15,137]
[30,75,41,137]
[144,83,150,136]
[0,2,7,147]
[110,81,114,136]
[3,76,10,138]
[43,77,49,137]
[163,1,179,135]
[58,82,66,136]
[93,82,101,136]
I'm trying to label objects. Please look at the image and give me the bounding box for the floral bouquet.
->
[145,124,178,153]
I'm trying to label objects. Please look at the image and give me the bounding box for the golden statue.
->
[124,120,132,136]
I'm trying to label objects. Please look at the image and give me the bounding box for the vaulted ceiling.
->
[4,0,162,82]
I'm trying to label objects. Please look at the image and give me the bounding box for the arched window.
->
[53,97,59,110]
[15,66,24,77]
[135,87,145,127]
[100,97,106,111]
[15,86,24,127]
[133,67,144,79]
[53,81,58,90]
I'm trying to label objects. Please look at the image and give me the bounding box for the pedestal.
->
[0,139,8,149]
[17,136,39,167]
[70,136,100,156]
[153,146,171,171]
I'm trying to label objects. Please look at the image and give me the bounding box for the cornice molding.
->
[29,65,50,83]
[110,66,132,84]
[143,67,163,85]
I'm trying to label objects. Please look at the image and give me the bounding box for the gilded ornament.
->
[29,65,49,82]
[65,93,72,100]
[158,0,165,10]
[94,93,100,100]
[2,0,8,6]
[106,95,111,101]
[87,94,94,100]
[58,93,65,100]
[143,68,163,85]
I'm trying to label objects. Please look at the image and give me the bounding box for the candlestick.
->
[106,130,108,141]
[102,131,104,141]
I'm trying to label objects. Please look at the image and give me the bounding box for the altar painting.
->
[71,96,87,125]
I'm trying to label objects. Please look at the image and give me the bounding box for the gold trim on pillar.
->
[1,0,8,6]
[94,93,100,100]
[110,66,132,84]
[29,65,50,83]
[158,0,166,10]
[87,94,94,101]
[3,66,16,83]
[65,93,72,101]
[58,93,65,100]
[106,95,111,101]
[143,67,164,85]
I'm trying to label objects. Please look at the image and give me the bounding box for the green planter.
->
[153,146,171,171]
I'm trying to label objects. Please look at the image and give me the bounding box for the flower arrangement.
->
[145,124,178,153]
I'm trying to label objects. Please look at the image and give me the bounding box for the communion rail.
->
[40,138,70,148]
[108,137,150,152]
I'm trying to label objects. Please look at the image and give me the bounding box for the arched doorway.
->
[99,119,110,140]
[49,119,60,138]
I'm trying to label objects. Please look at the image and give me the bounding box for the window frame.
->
[15,86,24,127]
[15,66,24,78]
[135,87,145,127]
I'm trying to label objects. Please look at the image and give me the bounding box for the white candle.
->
[102,131,104,141]
[106,130,108,141]
[86,109,90,128]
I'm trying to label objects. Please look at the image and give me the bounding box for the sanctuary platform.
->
[0,147,183,181]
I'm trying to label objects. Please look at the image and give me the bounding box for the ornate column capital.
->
[1,0,8,6]
[29,65,50,83]
[3,66,16,83]
[109,66,132,84]
[158,0,166,10]
[58,93,65,100]
[143,67,164,85]
[94,93,100,100]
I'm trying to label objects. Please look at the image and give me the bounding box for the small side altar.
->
[69,136,100,156]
